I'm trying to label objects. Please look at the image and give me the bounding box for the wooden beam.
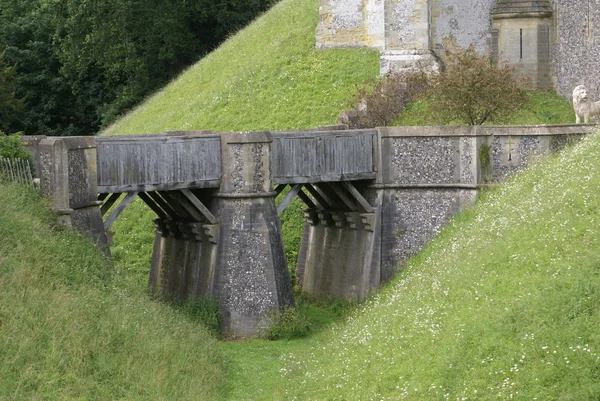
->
[104,192,138,231]
[162,191,202,221]
[138,192,168,219]
[100,193,123,216]
[341,181,375,213]
[312,184,339,210]
[275,184,288,196]
[180,189,218,224]
[296,188,316,209]
[97,180,221,195]
[277,184,303,216]
[148,192,179,220]
[326,182,357,212]
[304,184,331,209]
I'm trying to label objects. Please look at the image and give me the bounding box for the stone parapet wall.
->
[373,124,593,277]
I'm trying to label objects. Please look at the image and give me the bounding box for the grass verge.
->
[101,0,380,136]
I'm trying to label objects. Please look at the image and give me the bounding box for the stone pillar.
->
[39,137,108,250]
[491,0,554,89]
[380,0,440,74]
[213,132,294,337]
[20,135,46,179]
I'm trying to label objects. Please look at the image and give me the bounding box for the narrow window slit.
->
[520,29,523,60]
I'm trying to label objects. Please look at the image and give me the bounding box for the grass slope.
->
[0,185,224,400]
[279,133,600,400]
[101,0,380,136]
[395,90,575,126]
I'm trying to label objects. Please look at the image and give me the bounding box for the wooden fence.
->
[0,156,34,186]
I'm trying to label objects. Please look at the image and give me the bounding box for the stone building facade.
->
[317,0,600,99]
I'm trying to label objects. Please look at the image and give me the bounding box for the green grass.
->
[277,132,600,400]
[0,185,225,400]
[101,0,379,136]
[394,90,575,126]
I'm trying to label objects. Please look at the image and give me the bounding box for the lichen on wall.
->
[431,0,496,54]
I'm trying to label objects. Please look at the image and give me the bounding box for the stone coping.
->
[377,124,596,138]
[24,124,597,144]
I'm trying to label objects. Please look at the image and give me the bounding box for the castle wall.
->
[552,0,600,99]
[317,0,600,103]
[430,0,496,54]
[316,0,385,49]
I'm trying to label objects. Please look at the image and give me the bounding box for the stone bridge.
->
[28,124,592,336]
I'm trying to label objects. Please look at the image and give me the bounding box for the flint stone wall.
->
[375,125,592,278]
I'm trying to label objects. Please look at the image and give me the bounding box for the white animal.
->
[572,85,600,124]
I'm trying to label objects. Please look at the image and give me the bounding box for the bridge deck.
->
[272,130,377,184]
[96,133,221,194]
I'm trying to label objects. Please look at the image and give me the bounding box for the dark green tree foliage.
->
[0,53,24,133]
[0,0,276,136]
[0,0,82,136]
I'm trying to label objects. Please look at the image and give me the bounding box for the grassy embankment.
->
[278,132,600,400]
[0,185,224,400]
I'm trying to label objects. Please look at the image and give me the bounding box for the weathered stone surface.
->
[212,197,293,336]
[39,136,108,250]
[297,204,381,300]
[318,1,600,97]
[431,0,496,53]
[316,0,385,49]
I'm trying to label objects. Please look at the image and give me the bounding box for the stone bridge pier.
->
[148,132,294,336]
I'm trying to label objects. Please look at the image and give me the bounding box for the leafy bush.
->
[427,43,531,125]
[349,71,428,128]
[262,306,312,340]
[0,131,31,161]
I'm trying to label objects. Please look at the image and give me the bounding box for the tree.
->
[427,44,531,125]
[0,0,277,136]
[0,53,24,133]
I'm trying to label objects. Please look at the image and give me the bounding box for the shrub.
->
[0,131,31,161]
[349,71,429,128]
[427,43,531,125]
[262,306,312,340]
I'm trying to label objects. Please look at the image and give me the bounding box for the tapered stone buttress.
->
[213,132,294,336]
[147,132,294,337]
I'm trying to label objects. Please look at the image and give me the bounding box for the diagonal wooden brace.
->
[277,184,303,216]
[180,188,218,224]
[104,191,138,231]
[341,181,375,213]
